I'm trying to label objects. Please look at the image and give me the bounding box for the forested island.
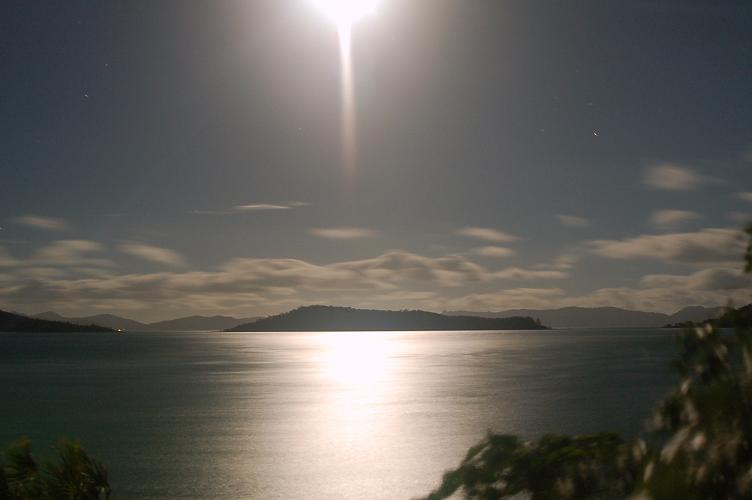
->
[227,305,547,332]
[0,310,114,332]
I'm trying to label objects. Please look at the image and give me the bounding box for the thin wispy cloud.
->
[457,227,520,243]
[234,204,293,211]
[119,243,187,267]
[648,210,701,230]
[31,240,113,267]
[493,267,569,280]
[470,246,516,258]
[309,227,378,239]
[11,215,70,232]
[737,192,752,202]
[643,163,721,191]
[192,202,310,215]
[532,253,580,271]
[234,201,309,211]
[555,214,590,228]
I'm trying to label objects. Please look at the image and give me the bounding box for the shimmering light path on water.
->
[0,329,677,499]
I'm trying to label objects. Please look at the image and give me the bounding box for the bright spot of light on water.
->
[321,332,391,385]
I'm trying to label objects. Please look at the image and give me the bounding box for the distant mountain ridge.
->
[444,306,724,328]
[23,304,732,331]
[0,310,113,332]
[227,305,547,332]
[32,312,259,332]
[666,304,752,329]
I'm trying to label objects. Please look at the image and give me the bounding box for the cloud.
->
[0,250,498,317]
[234,201,309,211]
[471,246,516,258]
[192,202,310,215]
[588,228,746,266]
[119,243,187,267]
[493,267,569,280]
[648,210,701,230]
[640,267,752,291]
[531,253,580,271]
[555,214,591,228]
[234,204,293,211]
[550,254,580,270]
[1,241,748,319]
[332,251,490,287]
[11,215,70,231]
[439,265,751,314]
[643,163,720,191]
[309,227,378,239]
[31,240,113,267]
[457,227,520,243]
[737,192,752,202]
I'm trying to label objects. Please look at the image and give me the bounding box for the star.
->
[593,130,599,137]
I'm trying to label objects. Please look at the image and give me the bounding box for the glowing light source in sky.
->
[309,0,381,176]
[309,0,380,27]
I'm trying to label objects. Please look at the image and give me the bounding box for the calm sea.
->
[0,329,679,499]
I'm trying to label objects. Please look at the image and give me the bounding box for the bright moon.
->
[309,0,380,28]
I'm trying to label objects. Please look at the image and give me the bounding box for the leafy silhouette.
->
[0,438,110,500]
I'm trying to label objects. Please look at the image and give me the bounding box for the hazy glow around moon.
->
[309,0,381,178]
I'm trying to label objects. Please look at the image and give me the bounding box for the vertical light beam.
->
[338,22,357,176]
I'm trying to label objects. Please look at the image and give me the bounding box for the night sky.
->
[2,0,751,321]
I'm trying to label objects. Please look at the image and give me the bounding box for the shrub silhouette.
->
[0,438,110,500]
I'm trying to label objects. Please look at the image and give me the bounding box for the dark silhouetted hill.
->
[34,312,147,331]
[445,306,723,328]
[147,315,259,331]
[227,305,547,332]
[32,312,259,331]
[0,310,114,332]
[666,306,724,324]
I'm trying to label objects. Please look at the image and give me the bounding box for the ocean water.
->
[0,329,679,499]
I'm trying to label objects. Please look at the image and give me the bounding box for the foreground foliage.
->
[0,438,110,500]
[422,225,752,499]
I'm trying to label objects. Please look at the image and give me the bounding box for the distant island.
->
[444,305,725,329]
[226,305,547,332]
[0,310,114,332]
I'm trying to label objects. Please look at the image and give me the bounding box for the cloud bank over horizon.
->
[1,219,750,321]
